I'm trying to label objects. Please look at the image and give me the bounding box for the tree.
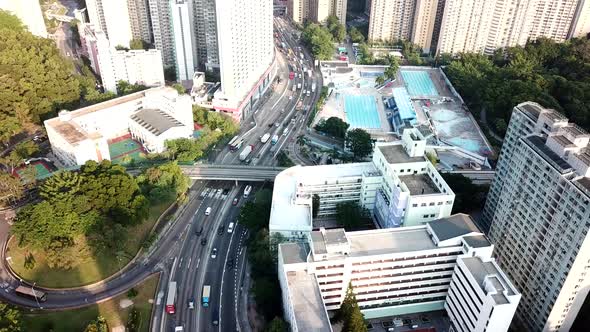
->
[302,23,334,60]
[315,117,349,138]
[339,284,367,332]
[0,302,22,332]
[442,173,489,214]
[1,141,39,173]
[375,75,385,86]
[84,316,108,332]
[126,307,141,332]
[384,56,399,80]
[137,162,189,201]
[265,317,289,332]
[0,11,81,142]
[238,189,273,232]
[312,194,320,218]
[116,80,147,95]
[296,134,307,147]
[0,173,24,206]
[277,151,295,167]
[252,277,283,320]
[346,129,373,160]
[172,83,185,95]
[326,15,345,42]
[336,202,369,230]
[349,26,365,43]
[129,39,146,50]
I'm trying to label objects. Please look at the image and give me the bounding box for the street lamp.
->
[31,282,41,309]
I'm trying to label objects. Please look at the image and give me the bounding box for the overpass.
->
[180,165,286,181]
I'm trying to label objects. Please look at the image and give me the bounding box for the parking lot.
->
[366,310,450,332]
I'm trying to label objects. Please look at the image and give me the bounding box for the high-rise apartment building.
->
[85,0,133,48]
[483,102,590,332]
[212,0,275,120]
[287,0,346,25]
[527,0,581,42]
[0,0,47,37]
[127,0,152,43]
[368,0,417,43]
[193,0,219,71]
[411,0,440,51]
[570,0,590,38]
[148,0,175,67]
[171,0,196,81]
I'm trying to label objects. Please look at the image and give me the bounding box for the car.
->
[188,300,194,309]
[267,123,273,128]
[232,197,239,205]
[289,96,293,100]
[216,188,223,196]
[195,226,203,236]
[217,225,225,235]
[211,248,218,259]
[201,238,207,246]
[205,207,212,216]
[212,310,219,325]
[228,222,235,233]
[275,122,280,127]
[226,259,234,269]
[245,158,252,164]
[222,188,230,195]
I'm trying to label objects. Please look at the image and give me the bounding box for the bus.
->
[243,185,252,198]
[202,285,211,307]
[166,282,177,314]
[228,135,239,150]
[229,137,243,152]
[15,286,46,302]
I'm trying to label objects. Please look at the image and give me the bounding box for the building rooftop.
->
[463,235,491,248]
[399,174,440,195]
[310,229,348,255]
[461,256,518,305]
[280,243,309,265]
[51,122,91,145]
[551,135,575,148]
[524,135,573,174]
[518,102,544,121]
[573,177,590,196]
[287,271,332,332]
[378,144,425,164]
[428,214,481,242]
[130,108,184,136]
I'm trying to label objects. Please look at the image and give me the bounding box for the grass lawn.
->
[7,201,173,288]
[22,274,159,332]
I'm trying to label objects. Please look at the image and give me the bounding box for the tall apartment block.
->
[287,0,346,25]
[483,102,590,331]
[269,128,455,240]
[85,0,133,48]
[127,0,152,43]
[570,0,590,38]
[148,0,176,67]
[278,215,520,331]
[212,0,276,121]
[367,0,417,43]
[193,0,219,71]
[171,0,197,81]
[0,0,47,38]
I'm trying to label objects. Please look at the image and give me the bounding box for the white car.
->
[188,300,194,309]
[205,207,212,216]
[211,248,218,259]
[228,222,235,233]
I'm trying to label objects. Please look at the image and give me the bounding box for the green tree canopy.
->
[349,26,365,43]
[315,116,350,138]
[84,316,108,332]
[129,39,147,50]
[335,201,370,230]
[326,15,345,42]
[338,283,367,332]
[0,11,80,142]
[264,317,289,332]
[0,173,24,206]
[346,128,373,160]
[136,162,189,201]
[442,173,489,214]
[302,23,334,60]
[384,56,399,80]
[0,302,22,332]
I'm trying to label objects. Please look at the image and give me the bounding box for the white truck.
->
[311,82,316,92]
[239,145,253,161]
[297,83,302,90]
[307,69,312,77]
[261,133,271,144]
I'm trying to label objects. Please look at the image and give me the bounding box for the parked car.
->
[211,248,218,259]
[232,197,239,205]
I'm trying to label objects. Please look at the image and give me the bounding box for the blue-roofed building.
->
[391,88,417,132]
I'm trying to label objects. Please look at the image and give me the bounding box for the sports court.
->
[344,95,382,129]
[401,70,439,97]
[108,135,145,163]
[14,161,53,180]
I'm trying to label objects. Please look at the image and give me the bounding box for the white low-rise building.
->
[269,128,454,240]
[45,87,193,166]
[79,23,165,93]
[278,214,520,331]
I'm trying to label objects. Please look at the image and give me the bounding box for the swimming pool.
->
[401,71,439,96]
[344,95,381,129]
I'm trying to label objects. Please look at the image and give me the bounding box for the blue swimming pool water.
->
[344,95,381,129]
[401,71,439,96]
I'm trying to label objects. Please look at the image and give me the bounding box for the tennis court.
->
[344,95,382,129]
[401,71,439,96]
